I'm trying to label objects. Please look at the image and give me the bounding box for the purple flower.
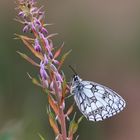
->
[38,11,44,21]
[34,18,41,26]
[18,11,25,17]
[43,79,49,88]
[40,61,48,80]
[16,1,72,138]
[31,22,37,33]
[23,22,32,32]
[44,54,48,65]
[50,81,54,91]
[55,72,63,82]
[34,38,42,52]
[39,33,53,57]
[41,27,48,35]
[23,25,29,33]
[50,64,58,73]
[28,0,36,5]
[30,7,38,14]
[53,59,59,65]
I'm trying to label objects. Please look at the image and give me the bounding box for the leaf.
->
[66,104,74,116]
[47,107,60,135]
[17,51,40,67]
[68,113,76,136]
[14,34,34,41]
[53,43,64,59]
[69,120,78,136]
[47,33,58,39]
[58,50,72,70]
[60,75,67,106]
[68,114,83,138]
[48,95,59,115]
[16,34,44,60]
[77,115,84,124]
[38,133,45,140]
[27,73,42,87]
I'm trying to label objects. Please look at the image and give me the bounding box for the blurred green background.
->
[0,0,140,140]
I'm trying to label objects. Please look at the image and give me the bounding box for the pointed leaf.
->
[75,135,79,140]
[68,113,76,136]
[49,116,59,135]
[77,116,84,124]
[66,104,74,116]
[17,35,44,60]
[53,43,64,59]
[27,73,42,87]
[62,75,67,97]
[32,78,42,87]
[58,50,72,70]
[48,95,59,115]
[14,34,34,41]
[38,133,45,140]
[68,114,83,137]
[60,75,67,106]
[17,51,40,67]
[69,120,78,136]
[71,122,78,135]
[47,33,58,39]
[48,39,53,50]
[47,107,60,135]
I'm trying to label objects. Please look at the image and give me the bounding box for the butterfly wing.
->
[74,81,126,121]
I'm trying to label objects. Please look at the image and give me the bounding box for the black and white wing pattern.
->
[70,75,126,121]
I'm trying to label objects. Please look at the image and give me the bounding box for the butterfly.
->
[70,71,126,122]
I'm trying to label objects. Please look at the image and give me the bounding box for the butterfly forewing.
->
[71,76,126,121]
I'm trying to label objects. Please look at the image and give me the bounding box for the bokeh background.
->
[0,0,140,140]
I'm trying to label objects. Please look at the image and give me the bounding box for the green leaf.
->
[61,74,67,101]
[38,133,45,140]
[27,73,42,87]
[47,106,60,135]
[68,113,76,136]
[71,121,78,135]
[68,114,84,137]
[77,115,84,124]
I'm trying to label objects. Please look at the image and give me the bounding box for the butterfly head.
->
[69,65,82,84]
[72,75,82,83]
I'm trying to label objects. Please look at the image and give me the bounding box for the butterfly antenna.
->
[69,65,77,75]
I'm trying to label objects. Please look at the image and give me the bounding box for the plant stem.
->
[59,107,67,140]
[53,78,67,140]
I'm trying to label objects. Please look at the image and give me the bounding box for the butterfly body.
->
[70,75,126,121]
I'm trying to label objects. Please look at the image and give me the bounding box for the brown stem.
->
[53,77,67,140]
[59,107,67,140]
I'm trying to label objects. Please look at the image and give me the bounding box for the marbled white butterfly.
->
[70,68,126,121]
